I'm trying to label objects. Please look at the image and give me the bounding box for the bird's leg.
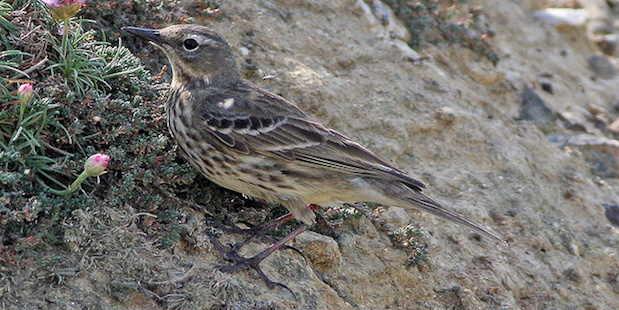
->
[206,205,319,292]
[233,204,320,247]
[219,223,309,269]
[203,209,298,243]
[213,204,321,254]
[206,204,319,235]
[246,203,322,234]
[209,205,322,264]
[214,223,309,293]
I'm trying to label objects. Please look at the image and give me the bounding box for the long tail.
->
[400,190,507,244]
[367,179,507,245]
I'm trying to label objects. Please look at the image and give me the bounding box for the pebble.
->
[588,54,618,79]
[519,87,558,123]
[531,9,587,27]
[565,134,619,178]
[608,117,619,133]
[293,231,341,272]
[547,135,567,147]
[434,107,456,125]
[539,81,553,94]
[594,34,619,56]
[603,204,619,227]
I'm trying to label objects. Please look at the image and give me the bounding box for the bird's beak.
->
[122,27,165,45]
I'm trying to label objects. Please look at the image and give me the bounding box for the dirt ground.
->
[3,0,619,309]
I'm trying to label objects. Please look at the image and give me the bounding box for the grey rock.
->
[588,54,618,79]
[603,204,619,227]
[519,87,558,123]
[565,134,619,177]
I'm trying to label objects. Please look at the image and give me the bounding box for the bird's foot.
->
[217,253,295,296]
[207,224,309,296]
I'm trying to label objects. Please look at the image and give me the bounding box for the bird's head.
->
[123,24,241,88]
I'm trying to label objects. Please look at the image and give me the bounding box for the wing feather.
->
[195,84,425,190]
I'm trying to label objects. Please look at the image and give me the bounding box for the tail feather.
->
[402,190,507,245]
[365,178,507,244]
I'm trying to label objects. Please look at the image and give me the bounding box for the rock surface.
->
[193,1,619,308]
[8,0,619,309]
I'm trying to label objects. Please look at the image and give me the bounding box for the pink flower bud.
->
[18,83,33,105]
[41,0,85,21]
[84,153,109,176]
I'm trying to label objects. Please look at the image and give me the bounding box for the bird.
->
[123,24,505,284]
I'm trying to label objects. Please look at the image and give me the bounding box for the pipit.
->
[123,24,505,286]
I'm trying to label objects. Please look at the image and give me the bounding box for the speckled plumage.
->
[123,24,504,244]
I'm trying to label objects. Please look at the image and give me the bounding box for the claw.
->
[280,244,307,263]
[204,204,320,295]
[208,224,309,295]
[253,265,297,300]
[215,262,297,300]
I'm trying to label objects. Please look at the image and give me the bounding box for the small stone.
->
[569,239,581,256]
[588,54,617,79]
[607,117,619,133]
[603,204,619,227]
[239,47,250,56]
[531,9,587,27]
[293,231,341,272]
[565,134,619,178]
[434,107,456,125]
[539,81,553,94]
[519,87,558,124]
[469,66,504,85]
[547,135,567,147]
[594,34,619,56]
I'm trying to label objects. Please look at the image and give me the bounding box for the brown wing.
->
[195,84,426,190]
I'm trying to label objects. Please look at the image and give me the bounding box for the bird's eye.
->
[183,38,199,51]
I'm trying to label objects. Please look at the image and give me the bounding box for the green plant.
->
[0,0,145,193]
[46,21,145,97]
[94,38,145,94]
[392,224,429,268]
[46,21,109,96]
[0,92,72,189]
[41,0,143,97]
[0,0,16,33]
[0,50,31,98]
